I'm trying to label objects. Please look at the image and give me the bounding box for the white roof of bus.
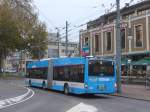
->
[26,57,115,62]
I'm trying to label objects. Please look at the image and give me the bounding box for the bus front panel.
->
[85,60,116,94]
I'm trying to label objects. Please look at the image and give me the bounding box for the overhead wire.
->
[36,0,137,42]
[69,2,116,30]
[33,1,58,31]
[62,0,137,41]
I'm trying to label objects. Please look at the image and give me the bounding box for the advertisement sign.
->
[81,46,90,57]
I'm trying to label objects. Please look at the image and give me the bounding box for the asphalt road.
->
[0,79,150,112]
[0,79,28,100]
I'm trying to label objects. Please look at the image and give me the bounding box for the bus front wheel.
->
[29,80,31,86]
[64,84,69,95]
[42,82,46,89]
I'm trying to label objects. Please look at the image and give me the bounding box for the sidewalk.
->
[115,84,150,101]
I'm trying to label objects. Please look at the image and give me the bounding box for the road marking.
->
[0,87,34,109]
[66,102,98,112]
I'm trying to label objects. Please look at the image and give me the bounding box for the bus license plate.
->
[99,85,105,91]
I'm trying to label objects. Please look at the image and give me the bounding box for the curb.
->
[0,76,24,80]
[111,93,150,102]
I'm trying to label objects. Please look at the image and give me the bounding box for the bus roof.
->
[53,57,85,66]
[89,58,115,62]
[87,57,115,62]
[27,57,115,69]
[27,57,85,69]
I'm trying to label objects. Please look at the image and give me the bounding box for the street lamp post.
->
[116,0,122,93]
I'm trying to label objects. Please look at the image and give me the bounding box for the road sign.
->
[81,46,89,57]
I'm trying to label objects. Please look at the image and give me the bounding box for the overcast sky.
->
[33,0,139,42]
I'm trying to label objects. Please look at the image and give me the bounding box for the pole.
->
[20,50,23,71]
[56,28,60,57]
[66,21,68,56]
[116,0,122,93]
[38,42,41,60]
[38,37,40,60]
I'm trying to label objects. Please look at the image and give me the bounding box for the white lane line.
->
[66,102,98,112]
[0,88,30,105]
[0,87,34,109]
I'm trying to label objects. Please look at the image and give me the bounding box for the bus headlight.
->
[114,83,117,88]
[84,84,88,88]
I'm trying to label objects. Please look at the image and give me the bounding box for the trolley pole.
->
[116,0,122,93]
[65,21,68,56]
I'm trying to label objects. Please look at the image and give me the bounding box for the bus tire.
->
[64,84,69,95]
[42,81,46,89]
[29,80,31,86]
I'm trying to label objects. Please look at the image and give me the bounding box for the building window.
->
[105,32,112,51]
[121,29,126,49]
[134,25,143,48]
[95,35,99,52]
[84,37,89,46]
[62,49,65,53]
[122,15,129,20]
[148,9,150,14]
[48,49,58,58]
[61,43,66,46]
[137,10,146,16]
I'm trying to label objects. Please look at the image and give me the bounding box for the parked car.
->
[4,68,17,73]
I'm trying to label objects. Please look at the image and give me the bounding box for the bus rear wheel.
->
[64,84,69,95]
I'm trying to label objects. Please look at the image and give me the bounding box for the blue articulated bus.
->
[26,57,117,94]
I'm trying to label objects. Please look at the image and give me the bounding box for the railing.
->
[121,70,150,90]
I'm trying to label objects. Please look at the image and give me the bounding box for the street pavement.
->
[0,79,150,112]
[0,79,28,100]
[117,84,150,101]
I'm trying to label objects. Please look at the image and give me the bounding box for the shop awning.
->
[132,58,150,65]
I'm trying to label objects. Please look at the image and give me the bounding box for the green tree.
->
[0,0,48,70]
[0,1,22,69]
[26,23,48,59]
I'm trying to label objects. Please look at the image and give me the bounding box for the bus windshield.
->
[88,60,114,77]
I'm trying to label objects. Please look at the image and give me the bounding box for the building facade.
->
[3,51,27,72]
[80,1,150,57]
[47,33,79,58]
[47,41,79,58]
[80,0,150,72]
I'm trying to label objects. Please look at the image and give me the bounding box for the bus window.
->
[53,66,64,81]
[27,68,48,79]
[89,60,114,77]
[64,67,69,81]
[53,65,84,82]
